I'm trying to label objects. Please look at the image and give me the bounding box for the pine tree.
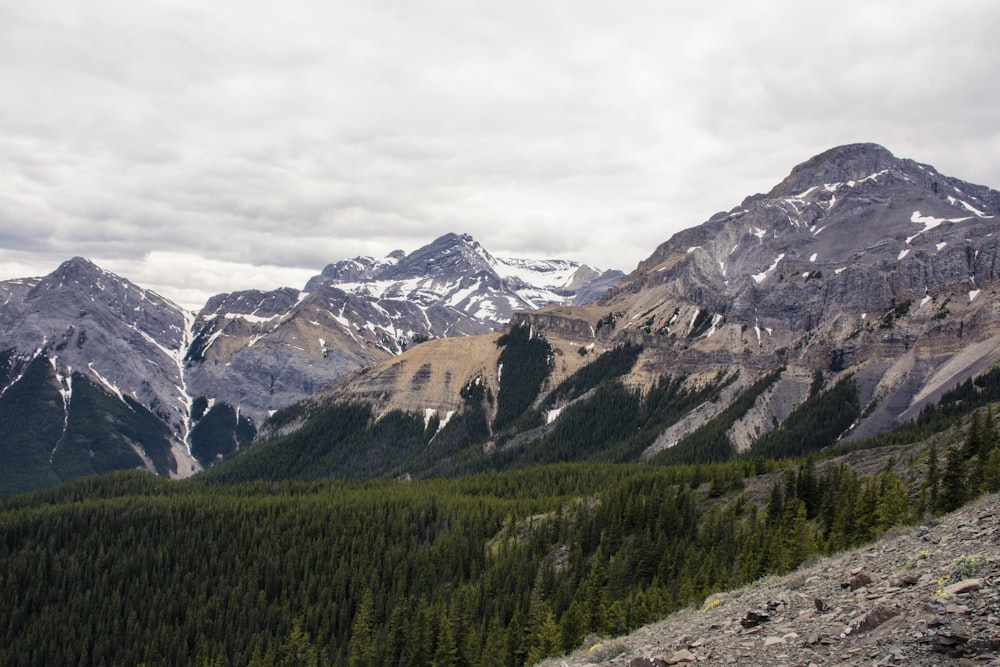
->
[432,610,459,667]
[558,598,587,654]
[924,442,940,516]
[346,592,377,667]
[940,446,968,513]
[875,473,909,530]
[984,448,1000,494]
[279,619,319,667]
[524,593,559,665]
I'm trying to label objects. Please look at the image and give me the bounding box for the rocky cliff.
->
[303,143,1000,469]
[0,235,620,493]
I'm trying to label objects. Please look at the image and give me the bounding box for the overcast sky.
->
[2,1,999,310]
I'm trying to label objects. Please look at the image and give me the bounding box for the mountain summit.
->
[0,236,620,494]
[275,143,1000,480]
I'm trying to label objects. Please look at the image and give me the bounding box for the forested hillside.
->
[3,388,999,667]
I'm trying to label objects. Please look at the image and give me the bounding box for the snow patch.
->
[546,408,563,425]
[704,313,723,338]
[907,211,971,244]
[948,196,992,218]
[809,253,817,263]
[969,289,981,302]
[87,363,125,403]
[752,253,785,284]
[898,249,910,260]
[438,410,455,431]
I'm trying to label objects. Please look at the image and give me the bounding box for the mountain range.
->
[3,142,1000,496]
[216,142,1000,484]
[0,235,620,495]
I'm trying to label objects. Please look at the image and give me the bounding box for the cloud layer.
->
[2,0,999,309]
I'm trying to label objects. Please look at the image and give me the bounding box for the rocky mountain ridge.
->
[186,232,622,425]
[0,235,620,494]
[540,490,1000,667]
[293,143,1000,474]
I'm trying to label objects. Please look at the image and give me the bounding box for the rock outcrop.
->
[540,493,1000,667]
[319,144,1000,460]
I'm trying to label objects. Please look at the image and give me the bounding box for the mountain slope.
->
[0,258,198,493]
[183,232,622,426]
[0,237,620,495]
[542,490,1000,667]
[244,143,1000,480]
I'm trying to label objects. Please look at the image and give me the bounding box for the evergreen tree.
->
[875,473,909,530]
[524,594,559,665]
[346,591,377,667]
[432,610,459,667]
[985,448,1000,494]
[940,446,967,513]
[924,442,940,516]
[279,619,320,667]
[558,599,587,654]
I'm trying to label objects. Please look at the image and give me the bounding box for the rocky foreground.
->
[539,493,1000,667]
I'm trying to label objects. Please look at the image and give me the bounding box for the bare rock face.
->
[512,142,1000,446]
[0,258,198,489]
[183,233,622,425]
[0,258,193,433]
[0,237,620,493]
[287,144,1000,477]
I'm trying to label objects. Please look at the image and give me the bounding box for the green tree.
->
[558,598,587,654]
[279,619,319,667]
[524,594,559,665]
[982,446,1000,494]
[347,591,377,667]
[875,473,909,530]
[940,446,967,513]
[924,442,940,516]
[432,609,459,667]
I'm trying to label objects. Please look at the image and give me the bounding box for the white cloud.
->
[2,0,999,308]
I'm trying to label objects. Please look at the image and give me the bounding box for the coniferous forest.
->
[3,336,1000,666]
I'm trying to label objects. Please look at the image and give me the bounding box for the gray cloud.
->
[2,0,999,309]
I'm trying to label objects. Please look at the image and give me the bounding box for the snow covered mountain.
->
[0,258,198,494]
[0,235,621,494]
[256,143,1000,479]
[183,233,621,426]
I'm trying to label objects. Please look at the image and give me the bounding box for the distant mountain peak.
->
[49,256,105,280]
[765,142,905,199]
[385,232,495,280]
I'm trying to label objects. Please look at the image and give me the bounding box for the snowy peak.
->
[200,287,302,321]
[383,232,497,282]
[632,143,1000,289]
[181,233,622,435]
[764,143,903,199]
[587,143,1000,399]
[303,232,620,308]
[0,258,198,490]
[303,253,404,291]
